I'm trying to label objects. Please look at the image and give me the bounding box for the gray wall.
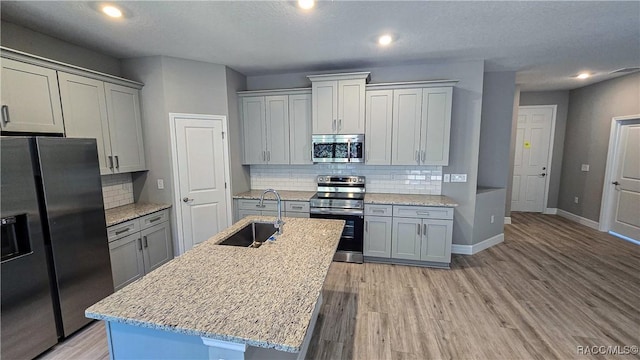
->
[516,90,570,212]
[473,189,506,243]
[225,68,251,196]
[477,72,516,188]
[121,56,242,254]
[505,86,521,217]
[559,72,640,221]
[1,20,121,76]
[247,60,486,246]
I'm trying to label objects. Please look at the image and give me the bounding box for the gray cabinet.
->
[0,58,64,133]
[391,87,453,166]
[364,215,393,258]
[107,209,172,290]
[365,90,393,165]
[391,217,422,260]
[284,201,310,218]
[59,72,146,174]
[240,90,311,165]
[308,72,370,135]
[234,199,277,222]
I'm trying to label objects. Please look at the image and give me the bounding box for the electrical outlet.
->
[451,174,467,182]
[157,179,164,189]
[491,215,495,224]
[443,174,450,183]
[574,196,579,204]
[581,164,590,172]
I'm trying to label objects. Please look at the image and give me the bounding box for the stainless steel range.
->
[310,175,365,263]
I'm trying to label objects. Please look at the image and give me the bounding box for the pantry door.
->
[171,114,232,253]
[512,106,555,212]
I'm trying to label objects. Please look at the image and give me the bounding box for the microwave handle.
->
[347,138,351,162]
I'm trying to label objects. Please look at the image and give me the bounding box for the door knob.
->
[612,181,620,186]
[183,197,193,203]
[539,173,546,177]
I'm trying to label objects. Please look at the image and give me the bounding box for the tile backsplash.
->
[250,164,442,195]
[101,173,134,209]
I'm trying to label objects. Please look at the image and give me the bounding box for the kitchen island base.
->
[104,294,322,360]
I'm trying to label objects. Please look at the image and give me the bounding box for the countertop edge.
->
[105,203,172,227]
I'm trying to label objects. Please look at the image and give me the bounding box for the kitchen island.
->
[86,216,344,360]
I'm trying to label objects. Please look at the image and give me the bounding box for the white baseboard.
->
[556,209,600,230]
[504,217,512,224]
[544,208,558,215]
[452,233,504,255]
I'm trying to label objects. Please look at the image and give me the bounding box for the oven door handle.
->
[310,208,364,216]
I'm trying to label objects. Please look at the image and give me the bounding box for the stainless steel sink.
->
[218,222,277,248]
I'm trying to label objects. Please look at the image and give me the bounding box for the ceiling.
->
[1,1,639,91]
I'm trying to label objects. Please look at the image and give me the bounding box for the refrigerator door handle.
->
[1,105,10,125]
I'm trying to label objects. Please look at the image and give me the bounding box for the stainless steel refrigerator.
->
[1,137,114,359]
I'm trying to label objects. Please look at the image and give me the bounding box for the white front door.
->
[512,106,554,212]
[609,122,640,241]
[173,115,230,252]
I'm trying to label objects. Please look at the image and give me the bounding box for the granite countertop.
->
[233,190,316,202]
[86,216,344,353]
[364,193,458,207]
[105,203,172,227]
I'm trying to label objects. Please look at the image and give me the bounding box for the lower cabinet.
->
[107,209,173,291]
[234,199,310,221]
[285,201,310,218]
[364,204,453,267]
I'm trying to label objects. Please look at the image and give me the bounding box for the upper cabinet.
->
[0,58,64,133]
[59,72,146,174]
[239,89,311,165]
[365,81,455,166]
[1,48,146,174]
[308,72,370,135]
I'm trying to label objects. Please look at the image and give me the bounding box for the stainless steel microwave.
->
[312,134,364,163]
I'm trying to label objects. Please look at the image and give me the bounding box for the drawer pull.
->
[417,211,431,216]
[148,216,162,223]
[372,209,385,213]
[115,228,130,235]
[291,206,303,209]
[255,204,266,208]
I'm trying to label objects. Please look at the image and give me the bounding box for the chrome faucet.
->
[259,189,285,235]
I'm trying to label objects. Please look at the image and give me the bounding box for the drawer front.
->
[108,219,141,242]
[364,204,393,217]
[285,201,310,213]
[140,209,169,230]
[392,206,454,220]
[236,199,277,211]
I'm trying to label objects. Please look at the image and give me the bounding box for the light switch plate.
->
[581,164,590,171]
[451,174,467,182]
[443,174,450,183]
[157,179,164,189]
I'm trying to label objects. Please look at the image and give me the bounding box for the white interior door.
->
[174,116,230,252]
[512,106,553,212]
[609,122,640,240]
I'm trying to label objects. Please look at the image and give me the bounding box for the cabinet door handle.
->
[108,155,114,169]
[267,151,271,162]
[417,223,421,235]
[423,224,427,237]
[114,155,120,169]
[333,119,336,131]
[365,221,368,232]
[137,238,142,251]
[421,150,426,162]
[143,236,148,248]
[366,150,369,162]
[338,119,342,131]
[115,228,130,235]
[1,105,10,125]
[415,150,420,162]
[262,151,266,161]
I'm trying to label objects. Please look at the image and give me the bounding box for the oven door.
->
[310,210,364,263]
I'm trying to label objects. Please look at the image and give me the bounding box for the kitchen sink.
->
[218,222,277,248]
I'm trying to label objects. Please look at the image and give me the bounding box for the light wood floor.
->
[38,213,640,360]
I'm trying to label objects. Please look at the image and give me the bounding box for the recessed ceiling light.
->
[378,34,393,46]
[576,72,590,79]
[298,0,315,10]
[102,5,123,18]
